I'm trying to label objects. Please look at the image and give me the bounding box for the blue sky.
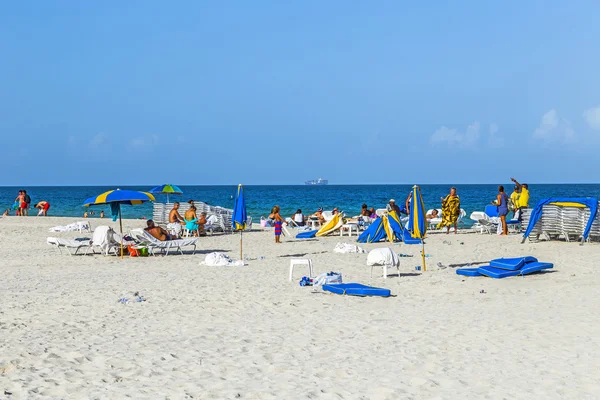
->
[1,1,599,185]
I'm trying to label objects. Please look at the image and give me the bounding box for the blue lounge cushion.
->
[478,262,553,279]
[489,256,538,270]
[295,229,318,239]
[520,262,553,275]
[456,268,482,277]
[322,283,391,297]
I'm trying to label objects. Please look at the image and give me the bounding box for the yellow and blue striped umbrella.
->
[232,184,247,260]
[408,185,428,271]
[83,189,155,206]
[82,189,155,258]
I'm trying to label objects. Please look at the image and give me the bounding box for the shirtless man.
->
[34,200,50,216]
[167,202,184,237]
[15,190,25,216]
[145,220,173,241]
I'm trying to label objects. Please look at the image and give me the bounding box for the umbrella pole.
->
[421,242,426,272]
[240,231,243,261]
[167,194,169,203]
[119,203,124,259]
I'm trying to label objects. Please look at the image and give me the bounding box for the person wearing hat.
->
[386,199,401,214]
[311,207,326,225]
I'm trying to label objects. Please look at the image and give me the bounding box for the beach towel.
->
[200,252,244,267]
[438,195,460,229]
[333,242,365,254]
[366,248,399,267]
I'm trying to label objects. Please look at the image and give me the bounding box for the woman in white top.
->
[292,209,305,226]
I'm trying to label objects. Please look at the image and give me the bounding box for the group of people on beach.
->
[3,190,51,217]
[495,177,530,235]
[265,180,530,242]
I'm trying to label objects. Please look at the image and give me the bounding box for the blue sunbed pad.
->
[295,229,318,239]
[322,283,391,297]
[520,262,553,275]
[456,268,483,277]
[478,262,553,279]
[489,256,538,271]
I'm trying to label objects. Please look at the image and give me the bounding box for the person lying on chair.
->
[145,220,174,241]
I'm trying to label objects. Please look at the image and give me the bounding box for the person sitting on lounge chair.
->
[167,202,184,237]
[183,205,204,236]
[386,199,401,214]
[360,204,370,216]
[426,209,439,220]
[145,220,173,241]
[311,207,326,225]
[291,209,305,226]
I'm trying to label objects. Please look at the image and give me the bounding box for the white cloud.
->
[129,134,160,148]
[488,123,504,148]
[583,105,600,130]
[90,133,106,147]
[430,121,480,148]
[533,109,574,142]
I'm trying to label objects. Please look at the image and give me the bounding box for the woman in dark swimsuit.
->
[494,185,509,235]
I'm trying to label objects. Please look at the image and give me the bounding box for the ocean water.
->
[2,184,600,224]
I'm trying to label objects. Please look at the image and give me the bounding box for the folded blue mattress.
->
[456,268,482,277]
[489,256,538,270]
[322,283,391,297]
[478,262,553,279]
[295,230,318,239]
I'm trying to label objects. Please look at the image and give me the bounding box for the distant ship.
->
[305,178,328,185]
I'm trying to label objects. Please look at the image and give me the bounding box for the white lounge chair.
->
[48,221,92,233]
[130,229,198,255]
[47,237,91,255]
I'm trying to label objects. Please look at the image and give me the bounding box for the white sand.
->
[1,216,599,399]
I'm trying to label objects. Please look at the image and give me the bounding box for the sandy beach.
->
[1,216,599,399]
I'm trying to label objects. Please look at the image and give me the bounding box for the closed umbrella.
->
[83,189,155,258]
[408,185,428,271]
[148,184,183,203]
[232,184,247,261]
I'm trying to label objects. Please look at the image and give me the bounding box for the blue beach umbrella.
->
[408,185,428,271]
[148,184,183,203]
[232,184,247,260]
[83,189,155,257]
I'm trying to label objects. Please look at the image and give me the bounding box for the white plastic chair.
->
[289,259,314,281]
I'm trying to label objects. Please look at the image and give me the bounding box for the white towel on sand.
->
[333,242,365,254]
[200,252,244,267]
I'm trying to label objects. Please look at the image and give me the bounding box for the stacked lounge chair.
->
[153,201,234,233]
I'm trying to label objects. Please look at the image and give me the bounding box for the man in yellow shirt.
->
[510,185,520,219]
[511,177,530,220]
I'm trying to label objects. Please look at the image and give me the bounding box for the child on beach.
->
[269,206,287,243]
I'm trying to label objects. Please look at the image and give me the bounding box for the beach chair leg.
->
[192,244,196,255]
[383,265,387,279]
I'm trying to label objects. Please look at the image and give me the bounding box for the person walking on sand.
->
[438,187,460,234]
[269,205,287,244]
[493,185,509,235]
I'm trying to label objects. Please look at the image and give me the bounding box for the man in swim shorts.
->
[34,201,51,216]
